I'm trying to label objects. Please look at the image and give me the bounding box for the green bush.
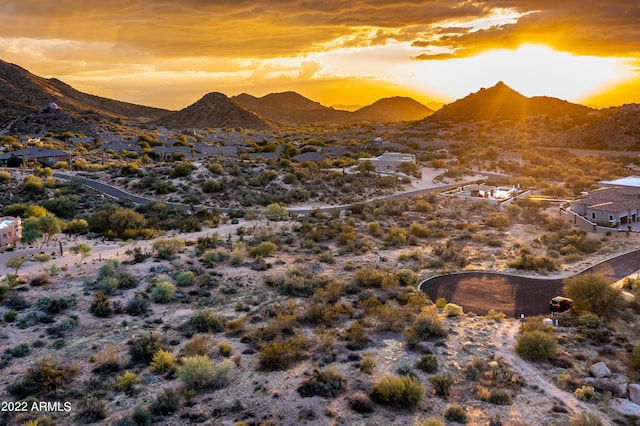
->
[190,310,226,333]
[296,366,345,397]
[89,291,112,317]
[369,375,425,410]
[175,271,195,287]
[8,356,78,397]
[116,371,138,392]
[574,385,595,401]
[131,406,152,426]
[126,295,150,316]
[178,355,233,390]
[413,312,447,339]
[488,388,512,405]
[435,297,447,308]
[444,303,463,317]
[444,405,467,423]
[10,343,30,357]
[430,372,455,397]
[202,249,229,266]
[515,330,558,361]
[359,354,376,373]
[249,241,277,257]
[151,280,176,303]
[419,419,444,426]
[564,273,624,318]
[152,238,185,259]
[416,354,438,373]
[149,387,180,416]
[150,349,176,374]
[218,342,233,357]
[129,334,165,363]
[258,333,310,371]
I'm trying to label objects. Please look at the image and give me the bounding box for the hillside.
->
[0,59,170,126]
[425,81,595,123]
[233,92,433,123]
[352,96,433,121]
[560,103,640,150]
[154,92,271,130]
[232,91,350,123]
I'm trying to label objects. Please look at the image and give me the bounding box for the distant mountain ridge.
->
[0,59,170,126]
[425,81,595,123]
[232,92,433,123]
[154,92,271,130]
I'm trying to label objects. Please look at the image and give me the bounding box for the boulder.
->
[614,383,628,398]
[610,373,629,384]
[589,361,611,379]
[609,398,640,417]
[630,384,640,406]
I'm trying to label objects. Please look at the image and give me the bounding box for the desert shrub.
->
[488,388,512,405]
[190,309,226,333]
[296,366,346,397]
[178,356,233,390]
[397,364,419,380]
[444,405,467,423]
[348,391,375,413]
[409,223,430,238]
[383,227,407,247]
[150,349,177,375]
[89,291,112,317]
[570,412,604,426]
[355,267,386,288]
[126,295,150,316]
[430,372,455,397]
[202,248,229,266]
[131,406,152,426]
[10,342,30,357]
[149,387,180,416]
[30,274,52,287]
[37,295,76,314]
[258,333,310,371]
[116,371,138,392]
[508,251,558,272]
[486,309,506,322]
[444,303,463,317]
[360,353,376,373]
[564,273,624,318]
[420,419,445,426]
[578,313,606,329]
[344,320,370,350]
[413,311,447,339]
[93,344,123,373]
[515,331,558,361]
[249,241,278,257]
[574,385,595,401]
[77,396,108,423]
[485,213,509,228]
[266,268,337,297]
[369,375,425,410]
[435,297,447,308]
[153,238,185,259]
[182,334,213,356]
[395,269,419,287]
[416,354,438,373]
[129,334,165,363]
[218,342,233,357]
[151,280,176,303]
[175,271,195,287]
[8,356,78,397]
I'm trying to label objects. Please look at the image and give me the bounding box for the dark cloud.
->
[1,1,638,60]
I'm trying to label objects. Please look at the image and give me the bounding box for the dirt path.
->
[496,320,614,426]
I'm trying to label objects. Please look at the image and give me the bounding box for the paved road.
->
[419,248,640,317]
[52,171,487,214]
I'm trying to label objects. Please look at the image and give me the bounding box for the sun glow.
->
[407,44,634,104]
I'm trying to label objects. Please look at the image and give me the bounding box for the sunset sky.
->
[1,0,639,110]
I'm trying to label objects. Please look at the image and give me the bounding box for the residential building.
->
[0,148,71,166]
[0,217,21,250]
[569,186,640,227]
[357,152,416,172]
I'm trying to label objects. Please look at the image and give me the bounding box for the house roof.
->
[294,152,327,162]
[573,186,640,214]
[0,148,70,160]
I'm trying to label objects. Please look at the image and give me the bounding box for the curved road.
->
[419,248,640,317]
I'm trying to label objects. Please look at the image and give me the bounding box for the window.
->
[591,213,596,220]
[609,215,614,221]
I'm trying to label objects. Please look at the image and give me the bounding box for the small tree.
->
[70,243,92,269]
[564,273,624,318]
[357,160,375,175]
[262,203,288,221]
[6,256,26,276]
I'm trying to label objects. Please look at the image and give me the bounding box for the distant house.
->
[0,217,21,250]
[0,148,71,166]
[153,146,193,160]
[569,186,640,227]
[193,143,238,158]
[68,137,94,145]
[358,152,416,172]
[98,134,125,144]
[99,142,141,153]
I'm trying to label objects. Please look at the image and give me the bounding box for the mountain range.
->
[423,81,597,124]
[0,58,636,143]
